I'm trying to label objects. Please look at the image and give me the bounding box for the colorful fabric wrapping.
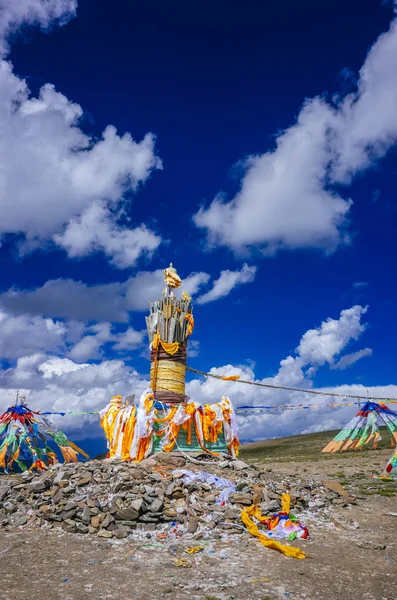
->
[0,402,88,472]
[150,337,187,404]
[99,391,240,461]
[322,401,397,453]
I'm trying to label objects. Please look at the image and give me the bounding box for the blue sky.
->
[0,0,397,453]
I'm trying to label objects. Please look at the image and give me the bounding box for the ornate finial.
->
[164,263,182,289]
[181,291,191,302]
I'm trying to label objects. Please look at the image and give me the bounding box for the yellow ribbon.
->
[241,500,306,560]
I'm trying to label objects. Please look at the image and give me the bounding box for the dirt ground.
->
[1,447,397,600]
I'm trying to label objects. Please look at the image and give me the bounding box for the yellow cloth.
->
[241,502,306,559]
[152,333,180,355]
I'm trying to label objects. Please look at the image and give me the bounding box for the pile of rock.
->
[0,453,355,539]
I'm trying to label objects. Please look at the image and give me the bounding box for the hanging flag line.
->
[40,411,100,416]
[186,365,397,404]
[236,401,358,413]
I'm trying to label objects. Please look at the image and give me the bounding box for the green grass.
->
[240,427,394,464]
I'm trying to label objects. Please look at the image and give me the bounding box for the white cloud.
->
[0,311,67,359]
[0,269,221,322]
[53,202,161,269]
[0,0,77,56]
[331,347,373,370]
[194,14,397,256]
[0,7,162,267]
[197,264,256,304]
[295,305,367,369]
[0,309,145,362]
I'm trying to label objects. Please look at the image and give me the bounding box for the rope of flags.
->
[186,365,397,404]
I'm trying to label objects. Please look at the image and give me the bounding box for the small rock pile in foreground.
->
[0,453,356,539]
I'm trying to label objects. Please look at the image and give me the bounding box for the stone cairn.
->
[0,454,356,539]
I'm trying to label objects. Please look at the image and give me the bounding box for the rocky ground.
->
[0,438,397,600]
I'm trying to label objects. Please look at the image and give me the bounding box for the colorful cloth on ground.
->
[385,447,397,477]
[322,401,397,453]
[241,494,307,559]
[0,403,88,472]
[99,390,240,461]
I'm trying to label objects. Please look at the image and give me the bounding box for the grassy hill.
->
[240,427,394,464]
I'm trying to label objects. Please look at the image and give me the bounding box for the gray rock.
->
[64,501,77,511]
[3,501,15,512]
[130,499,143,513]
[76,523,89,534]
[76,476,92,487]
[139,457,157,469]
[62,519,76,533]
[14,514,28,527]
[52,490,63,504]
[97,530,113,538]
[261,500,280,513]
[60,509,77,520]
[140,514,159,523]
[30,481,46,494]
[81,505,92,524]
[101,512,115,528]
[230,460,250,471]
[153,452,185,468]
[0,487,9,501]
[115,529,129,539]
[166,482,175,497]
[115,507,139,521]
[229,492,253,506]
[54,470,68,484]
[150,498,163,513]
[224,508,241,520]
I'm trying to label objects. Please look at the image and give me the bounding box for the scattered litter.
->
[385,512,397,517]
[185,546,204,554]
[173,558,193,568]
[251,577,269,583]
[173,469,236,505]
[63,578,69,582]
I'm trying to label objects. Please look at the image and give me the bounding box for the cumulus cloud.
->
[331,347,373,370]
[0,0,77,56]
[0,309,145,362]
[295,305,368,371]
[0,3,162,267]
[197,264,256,304]
[194,14,397,256]
[0,268,227,322]
[53,202,161,269]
